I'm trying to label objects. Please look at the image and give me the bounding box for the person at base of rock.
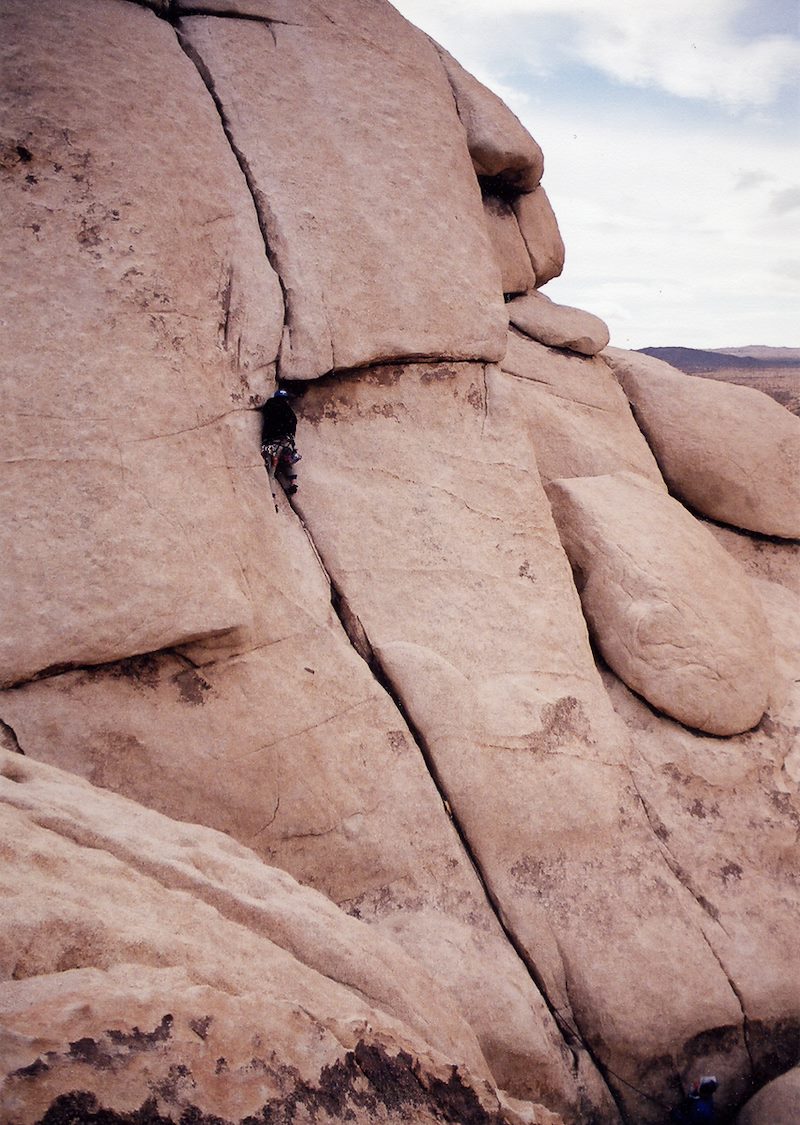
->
[670,1076,718,1122]
[260,388,301,497]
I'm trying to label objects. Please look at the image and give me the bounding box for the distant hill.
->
[716,346,800,362]
[636,346,800,415]
[637,346,800,373]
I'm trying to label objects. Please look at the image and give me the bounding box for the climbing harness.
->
[261,438,301,511]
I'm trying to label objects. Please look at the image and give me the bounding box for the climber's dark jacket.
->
[260,396,297,444]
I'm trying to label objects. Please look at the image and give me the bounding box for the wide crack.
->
[0,717,24,755]
[172,22,295,374]
[284,492,619,1116]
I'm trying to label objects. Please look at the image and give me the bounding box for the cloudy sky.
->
[392,0,800,349]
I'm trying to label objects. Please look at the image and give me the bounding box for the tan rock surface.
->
[0,638,581,1113]
[0,748,549,1125]
[500,333,666,485]
[736,1067,800,1125]
[0,0,284,686]
[513,187,565,287]
[508,291,610,356]
[289,360,748,1120]
[180,8,507,381]
[604,347,800,538]
[3,1,797,1122]
[602,529,800,1108]
[549,472,774,735]
[435,46,544,191]
[483,195,536,294]
[0,654,583,1113]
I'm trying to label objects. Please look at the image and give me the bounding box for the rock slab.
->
[508,291,610,356]
[0,0,284,686]
[549,471,775,735]
[181,8,508,380]
[604,347,800,538]
[2,749,539,1125]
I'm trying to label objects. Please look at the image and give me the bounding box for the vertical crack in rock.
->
[286,500,617,1109]
[559,961,635,1124]
[629,772,728,931]
[172,22,294,364]
[699,931,756,1080]
[627,777,757,1091]
[0,717,24,755]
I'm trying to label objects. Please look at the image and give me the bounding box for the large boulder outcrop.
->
[0,637,581,1114]
[512,187,565,287]
[507,292,610,356]
[289,360,750,1118]
[602,526,800,1096]
[0,748,553,1125]
[2,0,798,1122]
[548,472,774,735]
[483,195,537,295]
[500,333,666,485]
[180,5,508,381]
[736,1067,800,1124]
[0,0,284,687]
[604,347,800,538]
[434,46,544,192]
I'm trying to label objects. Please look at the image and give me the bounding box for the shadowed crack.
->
[630,775,728,931]
[698,932,756,1081]
[173,22,293,371]
[284,495,620,1117]
[0,717,24,754]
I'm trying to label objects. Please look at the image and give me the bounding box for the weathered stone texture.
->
[500,333,666,485]
[289,361,747,1120]
[2,1,798,1123]
[0,749,543,1125]
[0,630,580,1113]
[508,291,610,355]
[513,187,565,287]
[483,195,537,294]
[736,1067,800,1125]
[604,347,800,538]
[0,0,284,686]
[180,8,507,381]
[435,46,544,191]
[603,530,800,1108]
[549,472,774,735]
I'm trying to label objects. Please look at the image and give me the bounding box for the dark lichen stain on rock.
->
[189,1015,213,1041]
[174,669,213,706]
[420,365,457,384]
[525,695,591,754]
[67,1037,114,1070]
[12,1056,50,1079]
[33,1042,507,1124]
[106,1014,174,1050]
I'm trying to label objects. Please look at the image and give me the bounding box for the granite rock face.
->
[513,187,566,286]
[548,472,774,736]
[2,1,799,1123]
[180,5,508,381]
[507,292,610,355]
[736,1067,800,1125]
[500,333,665,486]
[1,749,558,1125]
[0,0,284,688]
[604,347,800,538]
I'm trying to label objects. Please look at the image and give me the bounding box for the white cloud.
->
[394,0,800,110]
[536,108,800,346]
[391,0,800,346]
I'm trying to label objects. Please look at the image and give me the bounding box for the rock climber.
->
[260,388,301,500]
[670,1076,718,1123]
